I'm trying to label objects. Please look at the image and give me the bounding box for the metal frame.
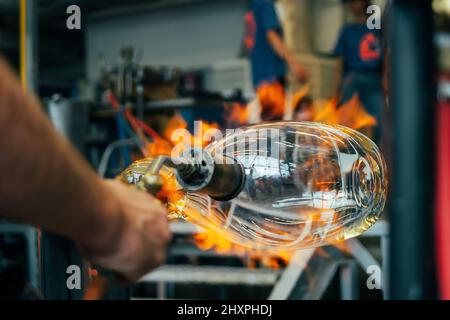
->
[137,220,389,300]
[0,223,39,288]
[268,221,388,300]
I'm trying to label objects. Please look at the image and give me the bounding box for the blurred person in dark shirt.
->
[334,0,385,142]
[245,0,308,121]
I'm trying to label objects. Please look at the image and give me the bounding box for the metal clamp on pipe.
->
[171,148,246,201]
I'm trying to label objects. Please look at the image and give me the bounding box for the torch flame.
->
[226,84,377,139]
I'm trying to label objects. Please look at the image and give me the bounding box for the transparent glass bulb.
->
[120,121,387,251]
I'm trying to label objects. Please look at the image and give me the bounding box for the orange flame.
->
[226,85,377,138]
[313,94,376,131]
[147,113,219,157]
[194,231,291,269]
[257,82,286,121]
[224,102,249,127]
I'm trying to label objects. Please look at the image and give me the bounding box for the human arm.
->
[0,58,171,281]
[334,57,344,98]
[257,1,308,83]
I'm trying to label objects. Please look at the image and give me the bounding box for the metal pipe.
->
[389,0,436,299]
[18,0,41,293]
[173,149,246,201]
[20,0,38,92]
[20,0,26,89]
[97,138,140,178]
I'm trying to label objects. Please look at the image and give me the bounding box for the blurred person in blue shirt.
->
[334,0,385,142]
[245,0,308,120]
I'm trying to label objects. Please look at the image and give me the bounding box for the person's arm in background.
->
[259,1,308,82]
[334,57,344,99]
[266,30,309,82]
[0,58,171,282]
[332,26,346,99]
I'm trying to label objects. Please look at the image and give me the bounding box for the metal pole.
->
[389,0,436,299]
[20,0,38,92]
[18,0,40,291]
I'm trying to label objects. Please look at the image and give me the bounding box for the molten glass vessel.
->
[119,122,387,251]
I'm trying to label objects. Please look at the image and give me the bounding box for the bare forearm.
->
[0,58,120,250]
[267,30,297,65]
[267,31,308,83]
[334,58,344,97]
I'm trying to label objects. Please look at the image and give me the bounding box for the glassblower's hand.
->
[79,179,172,283]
